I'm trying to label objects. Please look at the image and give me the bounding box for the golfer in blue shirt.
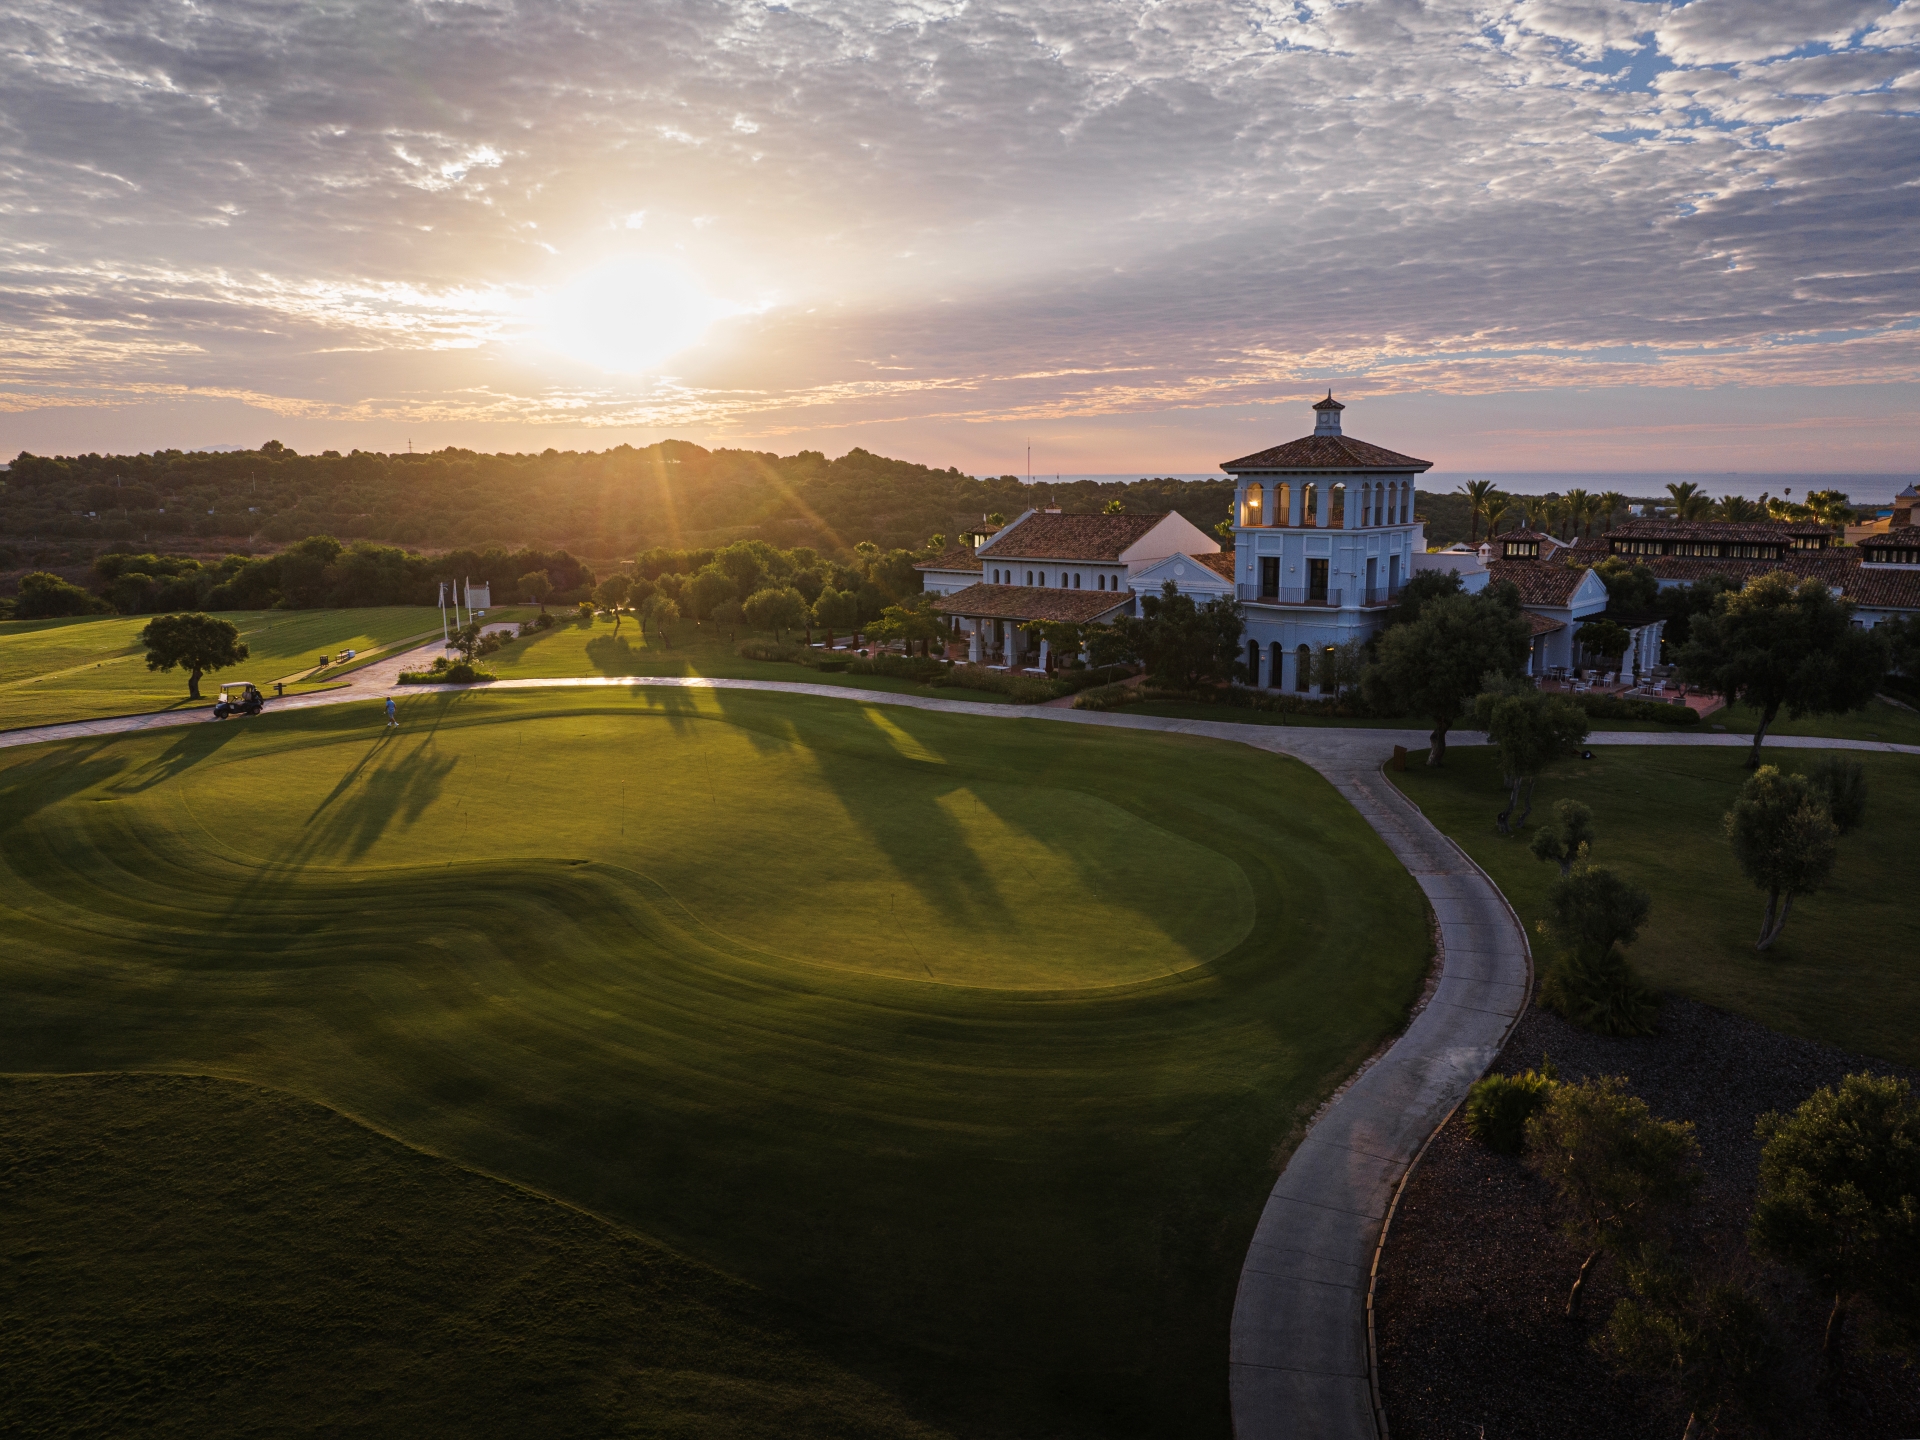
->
[385,696,398,728]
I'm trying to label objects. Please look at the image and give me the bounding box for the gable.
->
[1120,512,1220,563]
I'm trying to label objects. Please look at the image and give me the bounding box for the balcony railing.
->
[1236,582,1405,608]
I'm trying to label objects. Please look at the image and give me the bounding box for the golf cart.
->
[212,681,266,719]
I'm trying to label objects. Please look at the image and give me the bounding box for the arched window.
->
[1269,642,1284,691]
[1247,640,1260,682]
[1074,572,1081,589]
[1026,570,1034,585]
[1243,483,1265,527]
[1373,484,1384,526]
[1295,644,1311,692]
[1276,482,1292,525]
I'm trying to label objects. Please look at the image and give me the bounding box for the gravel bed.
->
[1374,996,1920,1439]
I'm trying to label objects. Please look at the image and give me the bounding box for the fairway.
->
[0,607,445,730]
[1391,745,1920,1067]
[0,687,1431,1437]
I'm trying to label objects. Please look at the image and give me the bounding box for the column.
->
[969,627,981,664]
[1344,482,1359,530]
[1316,482,1332,528]
[1038,637,1050,672]
[1288,482,1304,526]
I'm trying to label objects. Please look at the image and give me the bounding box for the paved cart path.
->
[3,670,1915,1440]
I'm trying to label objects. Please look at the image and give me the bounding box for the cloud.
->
[0,0,1915,450]
[1657,0,1894,65]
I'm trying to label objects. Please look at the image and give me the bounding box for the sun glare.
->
[536,257,736,374]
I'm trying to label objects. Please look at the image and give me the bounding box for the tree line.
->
[1,439,1235,558]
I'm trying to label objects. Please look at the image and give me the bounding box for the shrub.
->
[1539,943,1660,1036]
[1073,682,1139,712]
[398,662,494,684]
[846,653,948,682]
[1804,754,1866,835]
[1054,663,1138,694]
[1465,1065,1559,1154]
[928,665,1064,703]
[736,638,806,663]
[1572,694,1700,725]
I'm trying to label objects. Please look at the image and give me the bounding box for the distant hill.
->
[1,440,1240,559]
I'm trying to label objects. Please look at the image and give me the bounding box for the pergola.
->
[930,583,1135,669]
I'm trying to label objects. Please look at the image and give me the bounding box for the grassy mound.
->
[0,689,1432,1436]
[1390,745,1920,1066]
[2,1071,944,1439]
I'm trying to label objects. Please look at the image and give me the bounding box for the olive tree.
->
[1525,1076,1702,1317]
[138,612,248,699]
[1723,766,1839,951]
[1604,1261,1779,1440]
[1472,685,1589,833]
[1364,590,1529,765]
[742,585,809,642]
[1677,572,1886,767]
[1531,798,1596,876]
[594,574,632,631]
[1750,1073,1920,1369]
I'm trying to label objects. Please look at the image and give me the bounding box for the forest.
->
[0,440,1240,559]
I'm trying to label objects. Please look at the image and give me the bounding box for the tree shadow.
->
[104,719,253,795]
[584,634,639,676]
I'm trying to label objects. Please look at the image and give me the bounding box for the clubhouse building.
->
[915,395,1920,687]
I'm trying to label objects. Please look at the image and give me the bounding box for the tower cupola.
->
[1312,392,1345,437]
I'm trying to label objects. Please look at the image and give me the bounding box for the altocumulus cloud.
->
[0,0,1916,436]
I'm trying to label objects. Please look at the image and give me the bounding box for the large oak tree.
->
[138,612,248,699]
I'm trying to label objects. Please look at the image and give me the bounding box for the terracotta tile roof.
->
[978,511,1170,561]
[1526,612,1567,637]
[1858,525,1920,551]
[1843,565,1920,611]
[1630,552,1920,612]
[1609,518,1832,543]
[1221,434,1432,472]
[930,583,1136,624]
[1487,558,1590,606]
[913,544,983,573]
[1198,551,1237,580]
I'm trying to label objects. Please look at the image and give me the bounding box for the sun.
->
[535,257,736,374]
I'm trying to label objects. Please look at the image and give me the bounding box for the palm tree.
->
[1458,479,1498,543]
[1484,497,1511,538]
[1596,491,1625,534]
[1719,494,1759,522]
[1665,480,1711,522]
[1563,488,1592,541]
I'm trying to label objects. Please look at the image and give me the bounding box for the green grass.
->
[0,689,1432,1437]
[488,613,1031,706]
[1389,745,1920,1066]
[3,1071,943,1440]
[0,608,446,730]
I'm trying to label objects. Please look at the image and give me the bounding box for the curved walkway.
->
[3,666,1915,1440]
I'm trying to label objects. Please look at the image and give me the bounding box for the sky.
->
[2,0,1918,476]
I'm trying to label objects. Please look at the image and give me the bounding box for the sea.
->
[1035,472,1919,508]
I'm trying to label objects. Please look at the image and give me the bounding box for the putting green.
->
[181,701,1251,989]
[0,687,1430,1437]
